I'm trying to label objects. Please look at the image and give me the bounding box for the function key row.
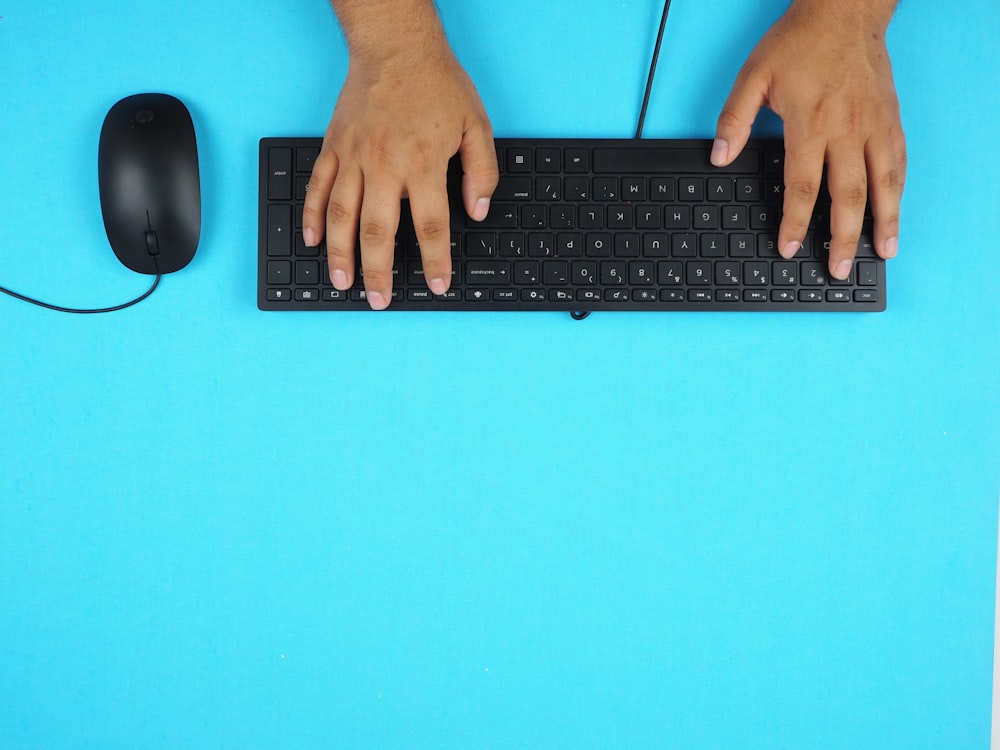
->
[268,287,878,305]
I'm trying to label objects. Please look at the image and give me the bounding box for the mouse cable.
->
[571,0,673,321]
[0,263,162,314]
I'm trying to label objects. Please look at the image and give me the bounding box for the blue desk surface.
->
[2,1,998,747]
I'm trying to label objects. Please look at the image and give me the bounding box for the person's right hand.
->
[303,36,498,310]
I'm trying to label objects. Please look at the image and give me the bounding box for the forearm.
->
[329,0,449,63]
[788,0,898,36]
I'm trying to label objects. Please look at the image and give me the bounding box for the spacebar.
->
[593,147,758,173]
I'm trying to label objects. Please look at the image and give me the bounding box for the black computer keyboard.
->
[258,138,885,312]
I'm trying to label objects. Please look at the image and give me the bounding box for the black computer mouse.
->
[98,93,200,275]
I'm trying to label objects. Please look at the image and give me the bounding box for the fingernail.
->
[428,277,448,296]
[884,236,898,259]
[710,138,729,166]
[834,260,853,280]
[367,291,387,310]
[332,269,348,289]
[303,228,317,247]
[472,198,490,222]
[781,241,800,258]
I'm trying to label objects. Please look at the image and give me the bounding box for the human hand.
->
[711,0,905,280]
[303,32,498,309]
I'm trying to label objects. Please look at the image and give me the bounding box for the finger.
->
[324,165,363,293]
[303,147,339,247]
[865,131,903,261]
[460,119,499,221]
[777,134,825,259]
[890,123,907,192]
[825,144,868,280]
[712,65,768,166]
[357,177,402,310]
[408,169,453,295]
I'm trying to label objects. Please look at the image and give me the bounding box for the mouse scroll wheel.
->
[145,230,160,256]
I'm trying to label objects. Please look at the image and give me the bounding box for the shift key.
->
[268,147,292,200]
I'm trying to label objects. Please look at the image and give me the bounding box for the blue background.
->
[1,1,998,747]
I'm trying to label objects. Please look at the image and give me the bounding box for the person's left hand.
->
[711,2,906,281]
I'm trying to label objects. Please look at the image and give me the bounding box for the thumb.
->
[459,120,499,222]
[713,67,768,166]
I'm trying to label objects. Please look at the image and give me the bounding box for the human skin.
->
[303,0,497,310]
[712,0,905,280]
[303,0,905,308]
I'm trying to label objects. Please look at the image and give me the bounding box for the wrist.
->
[787,0,897,37]
[332,0,451,66]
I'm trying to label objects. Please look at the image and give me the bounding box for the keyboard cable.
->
[572,0,672,321]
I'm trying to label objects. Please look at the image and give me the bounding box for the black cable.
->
[635,0,673,139]
[0,265,162,314]
[572,0,672,321]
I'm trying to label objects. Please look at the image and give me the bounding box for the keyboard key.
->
[494,176,532,201]
[801,262,827,286]
[514,260,540,285]
[736,178,760,201]
[630,261,655,285]
[664,206,691,229]
[694,206,720,229]
[295,260,319,285]
[475,203,518,229]
[672,234,697,257]
[267,260,291,285]
[650,177,675,200]
[686,261,711,285]
[557,232,583,257]
[657,261,683,286]
[573,261,598,285]
[707,178,733,201]
[564,149,590,172]
[267,147,292,200]
[536,148,561,172]
[600,261,627,286]
[536,177,561,201]
[678,178,704,201]
[744,262,769,286]
[465,289,491,302]
[543,261,569,285]
[466,261,511,285]
[267,205,292,256]
[857,262,878,286]
[715,262,740,286]
[466,232,497,257]
[593,146,758,174]
[296,147,319,174]
[508,148,531,172]
[621,177,646,201]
